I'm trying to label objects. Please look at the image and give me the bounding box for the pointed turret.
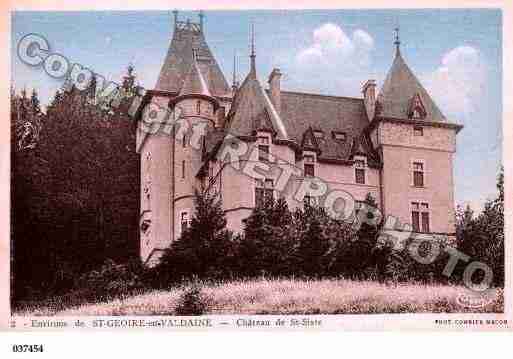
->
[225,25,288,139]
[170,50,219,113]
[179,49,212,97]
[377,30,446,122]
[155,11,230,96]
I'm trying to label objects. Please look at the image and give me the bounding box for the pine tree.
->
[157,190,235,284]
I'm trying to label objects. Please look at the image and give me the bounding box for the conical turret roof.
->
[155,19,230,96]
[226,64,288,139]
[378,49,446,122]
[179,52,212,97]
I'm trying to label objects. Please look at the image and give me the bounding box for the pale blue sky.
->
[11,10,502,210]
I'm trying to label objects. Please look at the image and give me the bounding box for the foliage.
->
[174,284,211,315]
[11,68,141,303]
[155,191,237,285]
[456,167,504,287]
[75,259,146,301]
[239,197,296,277]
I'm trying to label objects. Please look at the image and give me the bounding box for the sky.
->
[11,9,502,211]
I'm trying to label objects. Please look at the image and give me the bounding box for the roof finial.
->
[249,22,256,77]
[232,50,238,91]
[172,10,178,29]
[127,62,134,76]
[250,23,255,58]
[394,26,401,55]
[198,10,204,32]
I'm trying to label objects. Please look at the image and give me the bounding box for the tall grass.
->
[14,278,503,316]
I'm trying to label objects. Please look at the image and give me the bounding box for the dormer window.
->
[333,131,347,142]
[354,159,366,184]
[255,178,274,207]
[258,136,270,162]
[313,130,324,139]
[408,93,427,119]
[304,154,315,177]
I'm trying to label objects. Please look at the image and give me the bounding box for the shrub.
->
[74,258,146,301]
[175,284,210,315]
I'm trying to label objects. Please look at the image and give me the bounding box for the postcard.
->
[3,2,511,336]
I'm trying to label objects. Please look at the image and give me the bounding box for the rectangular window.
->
[255,179,274,207]
[304,195,317,207]
[414,126,423,136]
[258,137,270,162]
[183,134,187,147]
[413,161,424,187]
[333,131,346,141]
[355,159,366,184]
[181,212,189,233]
[422,212,430,233]
[412,211,420,232]
[304,155,315,177]
[413,162,424,187]
[313,130,324,139]
[411,202,430,233]
[182,160,186,179]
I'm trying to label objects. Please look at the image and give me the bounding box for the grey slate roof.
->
[279,91,369,160]
[377,49,446,122]
[179,54,212,97]
[225,58,288,139]
[155,23,230,96]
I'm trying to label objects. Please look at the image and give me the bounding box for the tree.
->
[156,190,236,285]
[293,205,332,277]
[11,66,141,301]
[456,167,504,287]
[239,197,295,277]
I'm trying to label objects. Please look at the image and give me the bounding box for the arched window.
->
[196,100,201,114]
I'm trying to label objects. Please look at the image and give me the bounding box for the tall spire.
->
[172,10,178,30]
[198,10,204,32]
[394,26,401,56]
[248,22,256,78]
[232,50,238,91]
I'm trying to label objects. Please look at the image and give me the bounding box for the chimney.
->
[362,80,376,121]
[268,68,282,114]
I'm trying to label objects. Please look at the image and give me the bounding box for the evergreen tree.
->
[456,167,504,287]
[156,190,235,284]
[240,197,295,277]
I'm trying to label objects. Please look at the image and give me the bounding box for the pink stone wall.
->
[378,121,457,234]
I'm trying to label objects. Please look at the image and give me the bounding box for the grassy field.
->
[15,278,503,316]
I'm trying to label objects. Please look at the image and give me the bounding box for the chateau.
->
[136,12,462,265]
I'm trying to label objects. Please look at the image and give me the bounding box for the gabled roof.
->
[155,21,230,96]
[225,57,288,139]
[301,127,320,152]
[407,93,427,119]
[377,49,446,122]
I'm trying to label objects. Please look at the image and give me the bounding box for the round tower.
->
[169,49,219,237]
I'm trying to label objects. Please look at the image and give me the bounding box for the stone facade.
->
[136,14,462,265]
